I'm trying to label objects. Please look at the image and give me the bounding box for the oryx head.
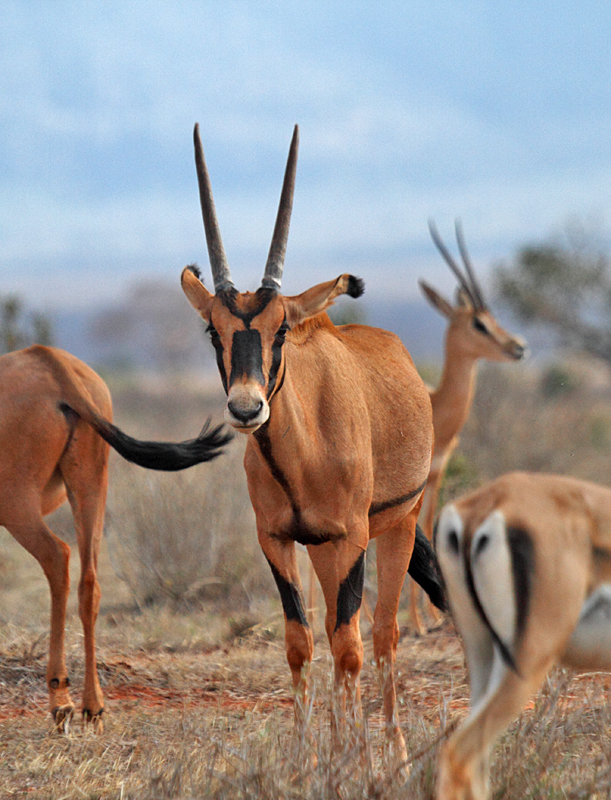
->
[420,220,528,363]
[182,124,364,433]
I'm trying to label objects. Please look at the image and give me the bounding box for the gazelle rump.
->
[0,345,231,731]
[410,221,527,634]
[182,122,446,762]
[435,471,611,800]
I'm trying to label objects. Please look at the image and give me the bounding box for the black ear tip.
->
[347,276,365,298]
[186,263,202,279]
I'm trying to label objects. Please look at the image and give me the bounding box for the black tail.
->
[61,405,233,471]
[408,524,447,612]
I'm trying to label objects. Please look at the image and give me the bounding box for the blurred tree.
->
[494,219,611,364]
[0,294,53,354]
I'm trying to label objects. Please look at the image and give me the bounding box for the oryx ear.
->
[285,274,364,326]
[419,280,455,318]
[181,265,215,322]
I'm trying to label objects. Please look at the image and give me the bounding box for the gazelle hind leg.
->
[437,663,550,800]
[61,428,108,730]
[373,510,422,768]
[563,583,611,671]
[5,515,74,731]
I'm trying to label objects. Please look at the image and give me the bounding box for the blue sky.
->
[2,1,611,311]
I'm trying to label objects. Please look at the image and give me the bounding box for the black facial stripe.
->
[368,479,427,517]
[267,318,288,399]
[335,551,365,631]
[230,329,265,386]
[218,286,277,327]
[266,557,308,626]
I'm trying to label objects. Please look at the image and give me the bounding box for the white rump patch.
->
[470,510,516,654]
[564,584,611,671]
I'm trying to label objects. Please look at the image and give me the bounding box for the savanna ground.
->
[2,358,611,799]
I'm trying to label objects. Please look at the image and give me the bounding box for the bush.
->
[105,438,273,610]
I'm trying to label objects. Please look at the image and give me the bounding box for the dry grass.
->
[2,365,611,798]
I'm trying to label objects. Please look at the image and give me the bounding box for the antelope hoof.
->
[386,729,410,781]
[82,707,105,733]
[52,704,75,734]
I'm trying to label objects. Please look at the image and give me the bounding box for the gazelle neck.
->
[430,336,479,454]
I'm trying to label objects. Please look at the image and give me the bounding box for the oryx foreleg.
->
[260,533,313,735]
[309,539,367,750]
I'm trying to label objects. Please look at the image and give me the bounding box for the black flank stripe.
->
[334,551,365,631]
[266,557,308,626]
[463,539,519,674]
[369,479,427,517]
[507,526,535,643]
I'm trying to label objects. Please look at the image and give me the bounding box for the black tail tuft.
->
[346,275,365,298]
[62,404,234,471]
[408,524,447,612]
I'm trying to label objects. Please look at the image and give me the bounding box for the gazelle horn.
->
[454,219,486,311]
[193,123,234,293]
[428,219,486,311]
[261,125,299,291]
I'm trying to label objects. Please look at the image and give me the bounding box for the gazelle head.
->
[182,124,364,433]
[420,220,527,363]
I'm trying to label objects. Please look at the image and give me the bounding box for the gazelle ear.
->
[285,274,364,327]
[181,265,215,322]
[419,280,455,318]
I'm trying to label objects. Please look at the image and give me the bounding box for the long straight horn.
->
[193,123,234,293]
[262,125,299,291]
[428,219,478,308]
[454,220,486,310]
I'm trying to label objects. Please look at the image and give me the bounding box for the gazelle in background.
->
[181,123,446,764]
[0,345,231,731]
[435,471,611,799]
[410,221,527,634]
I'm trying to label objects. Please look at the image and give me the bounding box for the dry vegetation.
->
[2,359,611,799]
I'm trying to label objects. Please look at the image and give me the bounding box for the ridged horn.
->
[428,219,485,310]
[261,125,299,291]
[193,123,234,293]
[454,220,486,310]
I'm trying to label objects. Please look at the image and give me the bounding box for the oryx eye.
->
[274,321,289,346]
[472,317,489,336]
[206,323,221,347]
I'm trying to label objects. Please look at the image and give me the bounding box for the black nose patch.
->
[230,329,265,386]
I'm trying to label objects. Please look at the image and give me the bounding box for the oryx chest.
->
[245,427,371,546]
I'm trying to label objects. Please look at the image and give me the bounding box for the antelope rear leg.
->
[437,662,550,800]
[62,426,108,729]
[5,516,75,731]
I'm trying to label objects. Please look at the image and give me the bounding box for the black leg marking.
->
[266,557,308,627]
[335,551,365,631]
